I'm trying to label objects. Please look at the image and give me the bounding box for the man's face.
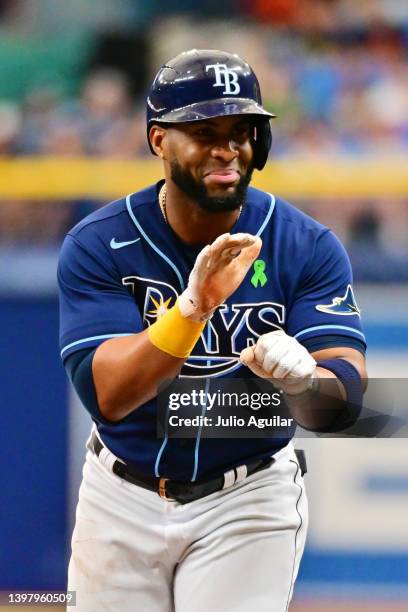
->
[163,116,255,213]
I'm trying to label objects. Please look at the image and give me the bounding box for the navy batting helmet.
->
[146,49,275,170]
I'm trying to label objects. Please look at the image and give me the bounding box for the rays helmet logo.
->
[205,64,240,95]
[122,276,285,378]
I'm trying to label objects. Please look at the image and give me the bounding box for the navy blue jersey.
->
[58,181,366,480]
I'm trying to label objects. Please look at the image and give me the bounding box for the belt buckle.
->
[159,477,175,501]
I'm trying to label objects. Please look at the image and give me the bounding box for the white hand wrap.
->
[240,330,317,394]
[178,233,261,321]
[178,245,212,320]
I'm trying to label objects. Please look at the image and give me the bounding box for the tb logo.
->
[206,63,240,95]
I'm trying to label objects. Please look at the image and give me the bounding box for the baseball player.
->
[58,50,367,611]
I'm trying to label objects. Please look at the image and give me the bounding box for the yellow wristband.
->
[147,299,206,358]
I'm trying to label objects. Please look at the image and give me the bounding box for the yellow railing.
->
[0,157,407,199]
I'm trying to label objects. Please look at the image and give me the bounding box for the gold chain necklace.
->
[158,184,168,224]
[158,183,244,224]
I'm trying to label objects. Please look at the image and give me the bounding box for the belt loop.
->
[235,465,248,483]
[98,447,117,472]
[295,449,307,476]
[91,430,125,473]
[222,469,236,489]
[159,478,175,501]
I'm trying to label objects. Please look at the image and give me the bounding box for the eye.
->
[194,127,214,139]
[232,124,251,142]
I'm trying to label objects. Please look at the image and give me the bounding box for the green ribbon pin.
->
[251,259,267,288]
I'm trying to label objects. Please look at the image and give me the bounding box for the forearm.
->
[240,332,366,432]
[283,366,347,430]
[92,330,185,422]
[284,353,367,431]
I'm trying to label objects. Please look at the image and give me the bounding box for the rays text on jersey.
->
[122,275,286,377]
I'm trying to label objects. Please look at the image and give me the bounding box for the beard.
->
[170,160,254,213]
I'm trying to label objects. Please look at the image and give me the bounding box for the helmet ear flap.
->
[252,120,272,170]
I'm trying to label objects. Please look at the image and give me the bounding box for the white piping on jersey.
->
[186,355,238,361]
[125,193,185,291]
[154,402,170,478]
[190,325,213,481]
[294,324,366,341]
[182,357,238,371]
[191,377,211,482]
[60,332,134,357]
[206,319,212,364]
[181,361,242,378]
[256,193,276,236]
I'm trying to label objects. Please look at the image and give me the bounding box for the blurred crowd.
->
[0,29,407,158]
[0,70,147,157]
[1,2,408,157]
[0,1,407,282]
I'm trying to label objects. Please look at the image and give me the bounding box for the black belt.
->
[91,432,306,505]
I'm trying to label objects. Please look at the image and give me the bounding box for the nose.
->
[210,140,239,162]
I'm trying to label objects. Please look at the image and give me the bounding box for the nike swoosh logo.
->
[110,237,141,250]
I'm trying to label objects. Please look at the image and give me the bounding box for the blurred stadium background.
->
[0,1,407,610]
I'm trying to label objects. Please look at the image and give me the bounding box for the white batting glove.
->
[179,233,262,321]
[240,330,317,395]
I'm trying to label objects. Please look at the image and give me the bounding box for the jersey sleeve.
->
[58,233,143,362]
[286,230,366,352]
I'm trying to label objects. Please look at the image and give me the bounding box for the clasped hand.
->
[240,330,317,395]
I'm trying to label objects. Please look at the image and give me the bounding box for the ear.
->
[149,124,167,158]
